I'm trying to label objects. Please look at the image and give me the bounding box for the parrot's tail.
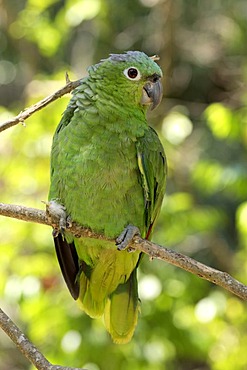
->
[104,269,140,344]
[78,266,140,343]
[54,233,140,343]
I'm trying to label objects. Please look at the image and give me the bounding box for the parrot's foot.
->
[45,200,68,237]
[116,225,140,251]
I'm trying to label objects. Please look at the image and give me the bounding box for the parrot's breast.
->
[51,113,147,239]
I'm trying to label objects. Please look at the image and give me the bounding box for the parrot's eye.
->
[123,67,141,81]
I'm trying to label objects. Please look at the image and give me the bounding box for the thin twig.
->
[0,202,247,300]
[0,308,85,370]
[132,237,247,300]
[0,78,82,133]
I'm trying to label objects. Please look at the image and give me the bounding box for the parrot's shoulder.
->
[137,126,166,164]
[71,77,98,109]
[54,77,98,136]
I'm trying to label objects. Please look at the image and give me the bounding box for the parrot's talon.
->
[52,228,60,238]
[66,216,73,228]
[46,200,68,236]
[116,225,140,251]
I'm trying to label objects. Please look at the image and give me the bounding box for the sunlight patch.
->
[195,298,217,323]
[162,107,193,145]
[61,330,82,353]
[139,274,162,300]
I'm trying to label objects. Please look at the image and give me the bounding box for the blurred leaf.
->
[205,103,234,139]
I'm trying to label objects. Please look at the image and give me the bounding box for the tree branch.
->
[0,78,82,133]
[0,307,85,370]
[1,202,247,301]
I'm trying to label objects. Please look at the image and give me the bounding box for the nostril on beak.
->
[150,73,160,83]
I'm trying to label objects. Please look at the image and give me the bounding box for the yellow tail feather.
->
[104,269,139,344]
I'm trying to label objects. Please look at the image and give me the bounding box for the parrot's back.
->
[49,51,167,343]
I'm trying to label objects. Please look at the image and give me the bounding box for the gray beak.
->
[142,76,163,110]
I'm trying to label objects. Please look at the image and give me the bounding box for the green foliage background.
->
[0,0,247,369]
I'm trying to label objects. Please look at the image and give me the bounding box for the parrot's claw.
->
[66,216,73,228]
[116,225,140,252]
[45,200,68,237]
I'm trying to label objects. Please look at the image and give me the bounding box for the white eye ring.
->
[123,67,141,81]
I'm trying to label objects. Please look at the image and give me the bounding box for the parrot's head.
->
[88,51,163,112]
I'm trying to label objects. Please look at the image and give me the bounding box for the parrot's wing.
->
[50,97,80,300]
[51,78,89,139]
[53,98,77,137]
[136,127,167,239]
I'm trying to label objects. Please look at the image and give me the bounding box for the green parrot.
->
[49,51,167,344]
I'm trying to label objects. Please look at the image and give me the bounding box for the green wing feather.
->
[136,126,167,239]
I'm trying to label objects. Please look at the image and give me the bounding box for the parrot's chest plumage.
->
[53,109,147,239]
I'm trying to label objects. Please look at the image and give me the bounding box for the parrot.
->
[48,51,167,344]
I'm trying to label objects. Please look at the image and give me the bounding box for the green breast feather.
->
[49,51,167,343]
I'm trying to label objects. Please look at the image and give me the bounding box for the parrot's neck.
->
[95,98,148,139]
[73,78,149,139]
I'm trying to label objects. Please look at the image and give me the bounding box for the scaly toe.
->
[116,225,140,251]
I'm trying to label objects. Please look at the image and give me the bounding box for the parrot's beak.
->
[141,75,163,110]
